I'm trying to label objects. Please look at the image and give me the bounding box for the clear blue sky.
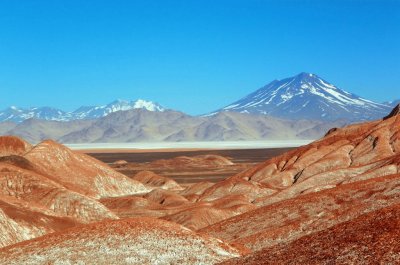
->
[0,0,399,115]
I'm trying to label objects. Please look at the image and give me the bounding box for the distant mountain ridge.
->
[0,99,165,123]
[213,72,392,122]
[1,73,398,124]
[0,109,347,143]
[383,99,400,107]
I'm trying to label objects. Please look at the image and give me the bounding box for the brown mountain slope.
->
[132,170,183,190]
[23,140,149,198]
[0,135,32,156]
[6,118,93,143]
[0,162,117,223]
[221,202,400,265]
[100,107,400,233]
[198,106,400,207]
[0,122,16,135]
[0,136,152,247]
[199,106,400,251]
[200,172,400,251]
[0,195,78,248]
[0,217,244,265]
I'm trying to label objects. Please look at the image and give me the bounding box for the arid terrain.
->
[89,148,294,184]
[0,104,399,264]
[0,109,346,144]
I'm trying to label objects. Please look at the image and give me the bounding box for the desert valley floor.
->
[0,105,400,264]
[88,147,294,184]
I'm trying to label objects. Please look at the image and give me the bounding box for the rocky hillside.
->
[0,136,148,247]
[0,217,243,265]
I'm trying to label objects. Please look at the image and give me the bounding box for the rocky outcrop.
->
[0,217,244,265]
[132,170,182,190]
[221,202,400,265]
[150,155,234,168]
[199,106,400,253]
[0,136,152,247]
[24,140,149,198]
[201,173,400,251]
[0,136,32,157]
[0,195,78,248]
[383,103,400,120]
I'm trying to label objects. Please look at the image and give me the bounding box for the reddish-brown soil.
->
[201,173,400,251]
[0,136,32,156]
[221,202,400,265]
[0,136,149,247]
[0,217,244,265]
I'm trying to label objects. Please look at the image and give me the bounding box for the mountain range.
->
[0,99,165,123]
[215,72,393,122]
[0,73,397,143]
[0,73,397,125]
[1,109,347,143]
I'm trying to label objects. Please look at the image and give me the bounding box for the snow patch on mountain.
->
[0,99,165,123]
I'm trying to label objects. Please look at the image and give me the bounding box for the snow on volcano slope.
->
[216,72,391,122]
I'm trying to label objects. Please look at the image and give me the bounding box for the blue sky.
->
[0,0,399,115]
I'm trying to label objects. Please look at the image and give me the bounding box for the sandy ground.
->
[87,148,294,184]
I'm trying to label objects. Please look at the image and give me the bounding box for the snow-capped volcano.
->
[217,72,392,121]
[0,99,165,123]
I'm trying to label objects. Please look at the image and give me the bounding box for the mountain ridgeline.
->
[0,73,397,143]
[215,73,392,122]
[0,110,347,143]
[0,99,165,123]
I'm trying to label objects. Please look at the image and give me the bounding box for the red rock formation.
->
[0,136,32,156]
[201,173,400,251]
[162,195,256,230]
[132,170,182,190]
[101,186,257,230]
[198,107,399,214]
[24,140,149,198]
[179,181,214,201]
[150,154,234,168]
[0,217,244,264]
[199,107,400,255]
[0,136,151,247]
[0,194,77,248]
[101,107,400,236]
[0,162,116,223]
[221,203,400,265]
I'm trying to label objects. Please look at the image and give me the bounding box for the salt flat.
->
[66,140,313,150]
